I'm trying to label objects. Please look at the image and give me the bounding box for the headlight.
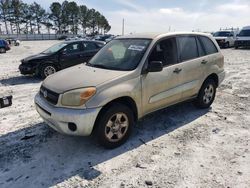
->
[61,87,96,107]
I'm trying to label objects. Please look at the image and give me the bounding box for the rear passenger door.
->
[176,36,205,100]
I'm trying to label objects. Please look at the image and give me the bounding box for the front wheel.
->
[40,64,57,79]
[0,48,6,53]
[194,79,216,109]
[95,103,134,149]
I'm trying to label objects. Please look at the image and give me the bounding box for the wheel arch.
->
[92,96,138,134]
[203,73,219,88]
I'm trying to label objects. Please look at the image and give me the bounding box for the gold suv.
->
[35,32,225,148]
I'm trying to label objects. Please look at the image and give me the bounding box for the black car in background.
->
[19,40,105,78]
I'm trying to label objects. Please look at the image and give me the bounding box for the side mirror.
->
[147,61,163,72]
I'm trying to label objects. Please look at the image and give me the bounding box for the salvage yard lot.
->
[0,41,250,188]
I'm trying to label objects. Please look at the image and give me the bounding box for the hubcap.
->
[44,66,56,77]
[203,84,214,104]
[105,113,129,142]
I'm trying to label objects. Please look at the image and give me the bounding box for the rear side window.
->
[199,36,218,55]
[177,36,198,62]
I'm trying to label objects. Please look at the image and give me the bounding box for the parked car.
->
[35,32,225,148]
[94,34,113,42]
[0,39,11,53]
[19,40,105,78]
[213,30,236,48]
[58,35,68,40]
[5,37,21,46]
[235,26,250,49]
[105,35,116,43]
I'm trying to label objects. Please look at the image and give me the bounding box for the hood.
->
[22,53,50,63]
[214,37,228,40]
[43,64,128,93]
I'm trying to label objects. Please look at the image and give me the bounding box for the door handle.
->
[201,60,208,64]
[173,68,182,74]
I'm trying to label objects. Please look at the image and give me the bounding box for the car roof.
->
[64,40,103,44]
[242,26,250,30]
[116,32,212,40]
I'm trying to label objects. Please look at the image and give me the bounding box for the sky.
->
[23,0,250,35]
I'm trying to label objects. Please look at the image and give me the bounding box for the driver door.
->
[141,37,183,115]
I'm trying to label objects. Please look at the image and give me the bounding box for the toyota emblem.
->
[43,90,48,98]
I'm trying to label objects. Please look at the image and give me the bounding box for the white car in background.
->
[213,31,236,48]
[235,26,250,49]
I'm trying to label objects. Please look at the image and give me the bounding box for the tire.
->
[95,103,134,149]
[0,48,6,53]
[235,45,238,49]
[224,42,230,48]
[194,79,216,109]
[40,64,57,79]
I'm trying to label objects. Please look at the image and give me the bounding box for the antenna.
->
[122,18,125,35]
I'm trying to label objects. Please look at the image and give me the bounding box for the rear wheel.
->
[40,64,57,79]
[0,48,6,53]
[194,79,216,109]
[224,42,230,48]
[95,103,134,149]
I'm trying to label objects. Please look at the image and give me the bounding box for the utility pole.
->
[122,18,125,35]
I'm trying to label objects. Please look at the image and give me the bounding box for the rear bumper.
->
[19,64,36,75]
[218,71,226,86]
[35,94,101,136]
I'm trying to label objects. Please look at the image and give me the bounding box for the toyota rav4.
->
[35,32,225,148]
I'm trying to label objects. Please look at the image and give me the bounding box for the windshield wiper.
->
[91,64,110,69]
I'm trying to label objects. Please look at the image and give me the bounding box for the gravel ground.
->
[0,41,250,188]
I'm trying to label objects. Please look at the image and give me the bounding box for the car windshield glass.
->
[238,30,250,37]
[87,39,151,71]
[213,31,231,37]
[42,42,68,54]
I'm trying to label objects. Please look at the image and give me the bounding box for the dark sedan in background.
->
[19,40,105,78]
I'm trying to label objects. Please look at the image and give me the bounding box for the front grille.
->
[40,85,59,105]
[236,40,250,46]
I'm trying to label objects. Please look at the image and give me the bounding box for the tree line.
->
[0,0,111,35]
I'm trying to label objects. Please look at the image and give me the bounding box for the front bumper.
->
[19,64,36,75]
[218,71,226,86]
[216,39,226,47]
[35,94,101,136]
[235,40,250,47]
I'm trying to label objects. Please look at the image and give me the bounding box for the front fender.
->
[86,77,142,117]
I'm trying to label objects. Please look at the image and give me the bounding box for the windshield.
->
[238,30,250,37]
[42,42,68,54]
[87,39,151,71]
[213,31,231,37]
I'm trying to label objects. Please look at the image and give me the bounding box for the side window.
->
[177,36,198,62]
[196,37,206,57]
[199,36,218,55]
[148,38,178,66]
[83,42,97,51]
[63,43,81,54]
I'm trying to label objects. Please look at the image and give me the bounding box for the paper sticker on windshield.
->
[128,45,145,51]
